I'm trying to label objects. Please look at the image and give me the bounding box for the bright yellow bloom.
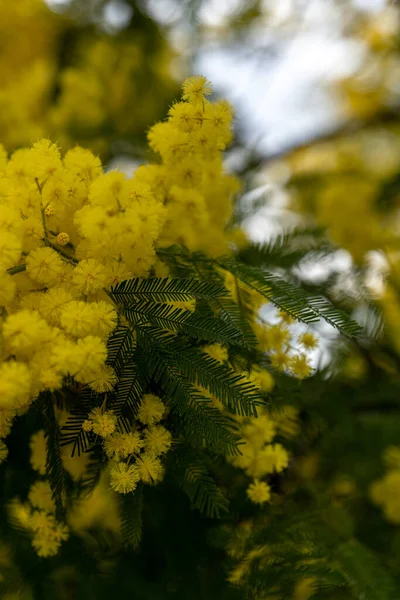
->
[30,510,57,532]
[3,310,51,358]
[0,361,32,410]
[84,407,117,438]
[137,394,165,426]
[136,453,164,483]
[249,368,274,393]
[31,521,69,558]
[182,75,212,105]
[63,147,102,183]
[242,415,276,448]
[0,231,22,270]
[298,332,319,350]
[56,232,70,246]
[28,481,56,514]
[246,480,271,504]
[88,364,118,393]
[73,335,107,383]
[109,462,140,494]
[0,273,16,306]
[143,425,172,456]
[290,355,313,379]
[203,343,228,363]
[0,440,8,463]
[72,259,107,295]
[39,287,73,325]
[60,299,117,339]
[26,247,64,285]
[29,430,47,476]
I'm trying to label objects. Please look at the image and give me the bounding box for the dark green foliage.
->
[2,243,380,599]
[157,245,364,337]
[137,327,241,455]
[43,394,66,521]
[111,360,144,418]
[121,483,144,549]
[124,300,245,345]
[59,388,97,457]
[106,324,135,376]
[172,344,260,416]
[237,227,332,268]
[168,445,229,518]
[334,539,396,600]
[219,258,363,337]
[111,277,227,303]
[214,296,258,347]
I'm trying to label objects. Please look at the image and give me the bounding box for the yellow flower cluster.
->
[8,476,69,558]
[0,0,176,157]
[147,75,242,257]
[253,314,314,379]
[338,6,400,120]
[0,0,62,150]
[106,394,171,494]
[200,294,313,508]
[370,445,400,524]
[48,33,176,157]
[201,341,299,506]
[283,8,400,278]
[0,136,168,435]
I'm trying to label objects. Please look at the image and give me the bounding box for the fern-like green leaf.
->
[121,484,144,549]
[111,277,226,303]
[137,329,241,455]
[219,258,363,338]
[43,394,66,521]
[213,296,257,347]
[60,388,97,456]
[125,301,245,346]
[334,539,396,600]
[173,345,260,417]
[111,360,144,418]
[106,324,134,376]
[237,227,330,268]
[169,446,229,518]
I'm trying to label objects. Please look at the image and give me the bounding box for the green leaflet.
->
[106,324,135,376]
[121,484,144,549]
[168,446,229,518]
[43,393,66,521]
[124,300,245,346]
[219,258,364,337]
[137,328,241,456]
[111,276,227,303]
[334,539,397,600]
[172,344,260,417]
[156,245,363,337]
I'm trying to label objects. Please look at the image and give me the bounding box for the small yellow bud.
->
[45,205,55,217]
[56,232,70,246]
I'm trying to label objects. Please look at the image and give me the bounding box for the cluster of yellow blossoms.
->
[0,75,242,439]
[0,75,318,559]
[370,445,400,525]
[0,0,176,157]
[202,341,301,506]
[8,486,69,559]
[0,137,166,439]
[9,393,171,557]
[338,6,400,121]
[148,76,242,257]
[87,393,172,494]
